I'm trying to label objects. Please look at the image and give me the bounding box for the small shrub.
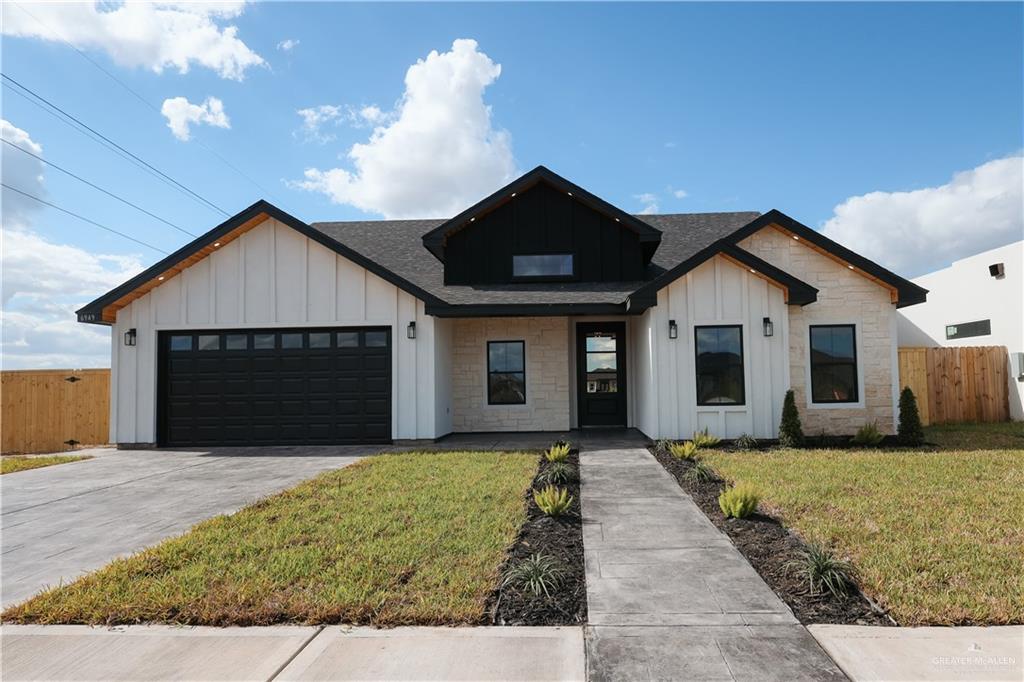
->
[545,443,571,463]
[852,421,884,446]
[692,428,721,449]
[733,433,759,451]
[669,441,699,460]
[654,438,675,453]
[897,387,925,446]
[779,389,804,447]
[718,483,760,519]
[683,460,716,483]
[538,461,577,486]
[502,553,566,597]
[786,544,857,599]
[533,485,574,516]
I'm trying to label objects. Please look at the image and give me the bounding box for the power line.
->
[1,73,230,217]
[2,139,197,238]
[11,1,281,204]
[2,183,169,254]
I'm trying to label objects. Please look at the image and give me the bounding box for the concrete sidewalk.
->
[581,447,845,681]
[1,624,586,681]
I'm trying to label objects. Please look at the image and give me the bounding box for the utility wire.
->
[2,183,170,254]
[1,73,230,217]
[2,139,198,238]
[11,1,281,204]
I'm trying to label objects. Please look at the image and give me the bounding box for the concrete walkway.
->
[1,445,374,607]
[581,447,845,681]
[0,624,585,681]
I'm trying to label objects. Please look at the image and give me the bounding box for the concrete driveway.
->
[1,445,380,608]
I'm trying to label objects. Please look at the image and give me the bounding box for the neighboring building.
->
[77,166,926,447]
[898,241,1024,420]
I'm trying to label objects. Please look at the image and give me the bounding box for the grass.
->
[701,422,1024,626]
[2,450,538,626]
[925,421,1024,450]
[1,454,93,475]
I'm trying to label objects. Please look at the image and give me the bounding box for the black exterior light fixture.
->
[668,319,678,339]
[762,317,774,337]
[407,321,416,339]
[124,328,137,346]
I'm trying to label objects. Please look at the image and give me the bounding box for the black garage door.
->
[158,327,391,446]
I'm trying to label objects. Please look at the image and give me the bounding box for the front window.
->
[512,254,574,278]
[809,325,858,403]
[695,326,744,405]
[487,340,526,404]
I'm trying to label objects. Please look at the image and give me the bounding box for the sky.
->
[2,1,1022,369]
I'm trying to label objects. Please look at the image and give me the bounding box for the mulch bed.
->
[485,449,587,626]
[649,443,892,626]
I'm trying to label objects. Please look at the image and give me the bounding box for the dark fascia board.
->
[625,240,817,309]
[724,209,928,308]
[420,165,663,262]
[424,301,630,318]
[77,200,448,325]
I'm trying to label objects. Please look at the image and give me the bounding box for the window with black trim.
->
[512,254,574,278]
[487,340,526,404]
[695,326,745,405]
[809,325,858,403]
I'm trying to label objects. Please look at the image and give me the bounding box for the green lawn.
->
[1,454,93,475]
[2,450,538,626]
[702,423,1024,626]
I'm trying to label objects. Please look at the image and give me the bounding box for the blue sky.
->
[2,1,1022,367]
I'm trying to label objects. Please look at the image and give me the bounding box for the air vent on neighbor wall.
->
[989,263,1005,279]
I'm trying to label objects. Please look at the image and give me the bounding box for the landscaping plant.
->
[502,553,566,598]
[779,389,804,447]
[669,441,699,460]
[683,460,717,483]
[733,433,759,451]
[538,461,577,486]
[852,421,885,446]
[787,543,857,600]
[545,443,571,463]
[533,485,574,516]
[691,428,721,449]
[897,387,925,446]
[718,483,760,519]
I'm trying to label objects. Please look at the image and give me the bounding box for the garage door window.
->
[225,334,247,350]
[309,332,331,348]
[365,331,387,347]
[198,335,220,351]
[254,333,275,349]
[337,332,359,347]
[170,335,192,351]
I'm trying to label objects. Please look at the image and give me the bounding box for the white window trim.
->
[482,338,531,410]
[804,320,866,410]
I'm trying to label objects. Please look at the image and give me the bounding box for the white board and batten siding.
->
[110,218,440,444]
[631,255,789,439]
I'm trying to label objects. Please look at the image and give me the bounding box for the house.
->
[77,166,927,447]
[898,240,1023,420]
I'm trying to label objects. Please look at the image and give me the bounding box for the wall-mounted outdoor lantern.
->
[668,319,678,339]
[124,328,137,346]
[762,317,774,337]
[407,321,416,339]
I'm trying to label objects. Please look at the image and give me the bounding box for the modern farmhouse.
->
[77,167,927,447]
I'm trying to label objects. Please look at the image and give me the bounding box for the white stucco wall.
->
[630,255,790,439]
[109,218,439,444]
[897,241,1023,420]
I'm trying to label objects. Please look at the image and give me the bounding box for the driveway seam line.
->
[267,625,325,681]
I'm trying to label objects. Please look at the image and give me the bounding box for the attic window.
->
[512,254,574,278]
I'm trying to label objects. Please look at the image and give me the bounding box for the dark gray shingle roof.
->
[310,211,759,306]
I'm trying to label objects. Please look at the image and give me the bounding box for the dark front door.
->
[577,322,627,428]
[157,327,391,446]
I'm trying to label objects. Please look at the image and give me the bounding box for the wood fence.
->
[1,369,110,454]
[898,346,1010,425]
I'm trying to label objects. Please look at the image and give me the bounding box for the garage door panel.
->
[160,327,391,446]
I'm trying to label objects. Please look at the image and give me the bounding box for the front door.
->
[577,322,627,427]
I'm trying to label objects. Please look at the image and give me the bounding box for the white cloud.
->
[821,155,1024,277]
[295,104,344,143]
[1,119,46,226]
[0,123,144,369]
[161,96,230,141]
[277,38,299,52]
[1,1,264,80]
[292,38,517,219]
[672,189,688,199]
[635,193,659,215]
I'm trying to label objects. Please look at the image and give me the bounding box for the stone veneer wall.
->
[450,317,571,432]
[740,227,897,434]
